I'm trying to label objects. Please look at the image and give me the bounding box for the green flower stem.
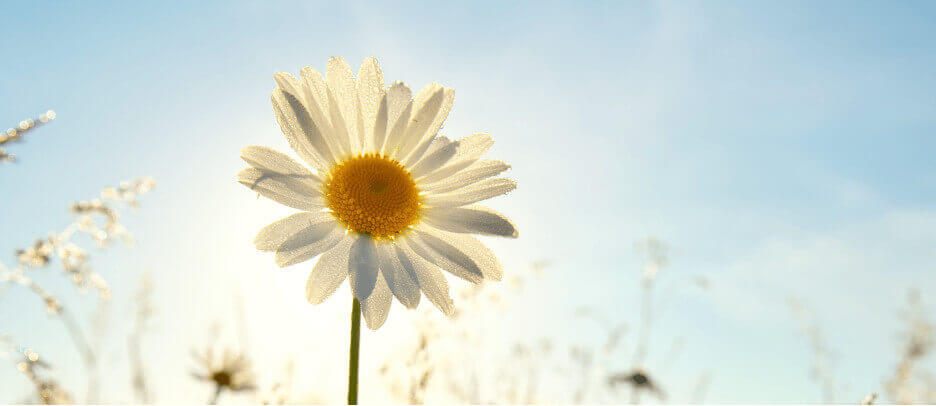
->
[348,298,361,405]
[209,384,222,405]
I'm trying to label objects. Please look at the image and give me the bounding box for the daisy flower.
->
[239,57,517,330]
[191,347,255,403]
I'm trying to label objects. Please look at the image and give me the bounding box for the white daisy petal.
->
[274,219,345,267]
[386,82,412,133]
[299,67,345,155]
[423,205,518,238]
[327,56,361,154]
[416,159,474,186]
[417,133,494,183]
[422,159,510,194]
[395,243,454,316]
[306,236,353,304]
[402,231,483,284]
[415,226,503,281]
[241,146,323,184]
[402,87,455,166]
[300,67,330,115]
[356,57,386,152]
[348,234,379,301]
[377,243,420,308]
[394,83,445,161]
[424,178,517,208]
[273,72,306,105]
[409,136,457,178]
[381,98,413,157]
[451,132,495,160]
[238,167,323,211]
[325,86,354,159]
[271,90,336,170]
[413,135,450,162]
[371,94,389,154]
[361,272,392,330]
[254,211,336,251]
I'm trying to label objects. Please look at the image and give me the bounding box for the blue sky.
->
[2,0,936,403]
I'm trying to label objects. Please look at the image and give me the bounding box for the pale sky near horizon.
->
[2,0,936,403]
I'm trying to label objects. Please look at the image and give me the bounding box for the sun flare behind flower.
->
[238,57,517,330]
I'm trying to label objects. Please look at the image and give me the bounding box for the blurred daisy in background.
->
[191,347,255,403]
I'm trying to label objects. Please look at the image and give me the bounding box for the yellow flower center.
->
[212,371,233,387]
[324,153,421,239]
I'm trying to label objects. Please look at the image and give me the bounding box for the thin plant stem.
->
[632,280,653,367]
[348,298,361,405]
[1,266,98,403]
[59,308,98,403]
[209,384,222,405]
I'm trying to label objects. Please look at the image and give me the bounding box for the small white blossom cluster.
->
[0,337,72,404]
[4,177,156,303]
[886,290,936,403]
[71,177,156,247]
[0,267,62,314]
[1,110,55,163]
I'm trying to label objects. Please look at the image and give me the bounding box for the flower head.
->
[239,57,517,329]
[16,237,56,267]
[191,347,255,393]
[608,369,665,399]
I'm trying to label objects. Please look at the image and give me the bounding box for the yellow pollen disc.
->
[324,153,421,239]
